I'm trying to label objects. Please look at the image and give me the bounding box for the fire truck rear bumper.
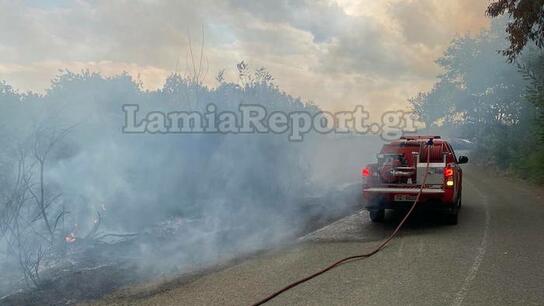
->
[363,187,455,211]
[363,187,444,194]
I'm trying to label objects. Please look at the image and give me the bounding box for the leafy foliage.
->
[487,0,544,61]
[410,19,544,182]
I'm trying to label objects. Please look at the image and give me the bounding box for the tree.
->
[0,127,72,288]
[487,0,544,61]
[409,19,540,175]
[409,80,460,129]
[520,49,544,139]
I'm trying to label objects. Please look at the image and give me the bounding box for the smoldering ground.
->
[0,71,383,304]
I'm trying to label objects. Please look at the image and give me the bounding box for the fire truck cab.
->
[362,136,468,225]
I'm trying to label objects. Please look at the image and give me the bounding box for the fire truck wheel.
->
[458,192,462,209]
[369,209,385,223]
[445,209,458,225]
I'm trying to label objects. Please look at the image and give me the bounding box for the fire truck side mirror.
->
[458,156,469,164]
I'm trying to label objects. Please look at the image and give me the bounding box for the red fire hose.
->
[251,145,433,306]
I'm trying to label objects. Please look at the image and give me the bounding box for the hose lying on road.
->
[251,144,433,306]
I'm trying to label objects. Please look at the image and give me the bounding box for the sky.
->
[0,0,490,113]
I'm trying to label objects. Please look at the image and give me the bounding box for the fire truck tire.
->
[446,202,459,225]
[369,209,385,223]
[445,210,458,225]
[458,192,462,209]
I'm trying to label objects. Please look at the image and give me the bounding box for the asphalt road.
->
[92,167,544,306]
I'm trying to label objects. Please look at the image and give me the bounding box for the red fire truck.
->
[362,136,468,225]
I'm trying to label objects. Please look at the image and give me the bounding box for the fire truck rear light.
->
[362,167,371,177]
[444,167,454,177]
[446,180,454,187]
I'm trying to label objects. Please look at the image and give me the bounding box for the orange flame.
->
[65,233,76,243]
